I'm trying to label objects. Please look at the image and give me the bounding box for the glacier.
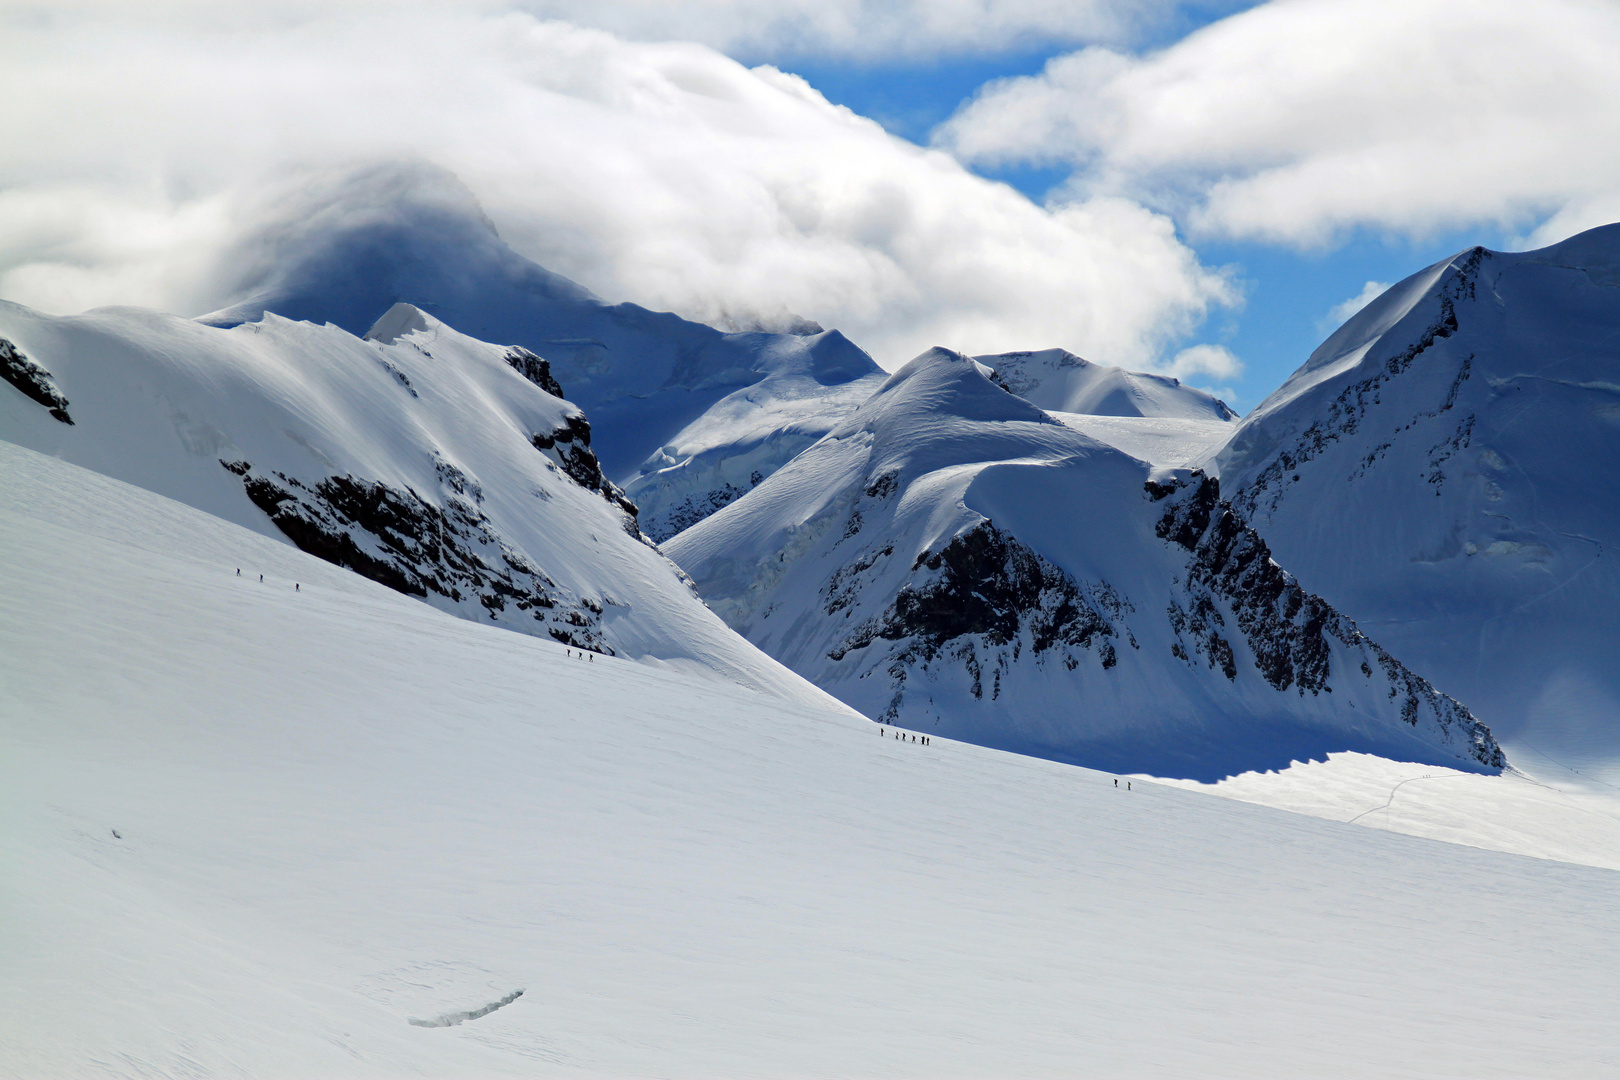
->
[4,440,1618,1078]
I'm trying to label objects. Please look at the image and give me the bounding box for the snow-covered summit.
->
[198,162,883,481]
[0,296,841,705]
[666,346,1502,779]
[976,347,1238,421]
[1215,223,1620,772]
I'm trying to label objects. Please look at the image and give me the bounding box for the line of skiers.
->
[878,726,929,746]
[565,648,594,663]
[237,569,297,591]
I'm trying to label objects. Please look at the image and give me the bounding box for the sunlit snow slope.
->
[667,348,1501,779]
[1216,225,1620,778]
[3,441,1618,1078]
[0,297,826,703]
[977,346,1238,421]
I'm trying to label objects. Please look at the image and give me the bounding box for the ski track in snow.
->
[408,989,525,1028]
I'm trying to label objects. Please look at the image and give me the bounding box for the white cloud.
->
[9,0,1194,60]
[1168,343,1241,382]
[512,0,1179,58]
[938,0,1620,248]
[1321,281,1390,332]
[0,8,1234,370]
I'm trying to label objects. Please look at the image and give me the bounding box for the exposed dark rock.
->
[377,357,418,398]
[1152,471,1504,767]
[1235,248,1487,518]
[224,458,612,651]
[0,338,73,425]
[824,544,894,615]
[530,412,641,536]
[863,471,899,500]
[828,522,1124,719]
[503,346,565,399]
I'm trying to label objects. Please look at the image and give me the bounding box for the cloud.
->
[9,0,1199,60]
[1320,281,1390,333]
[1168,343,1241,382]
[938,0,1620,248]
[512,0,1185,59]
[0,7,1234,370]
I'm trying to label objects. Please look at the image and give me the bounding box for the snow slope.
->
[633,348,1240,543]
[1049,412,1238,468]
[622,337,887,541]
[976,347,1238,420]
[1215,225,1620,776]
[198,163,884,482]
[4,440,1620,1078]
[666,348,1501,779]
[0,296,831,704]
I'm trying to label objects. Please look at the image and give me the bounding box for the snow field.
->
[4,441,1620,1077]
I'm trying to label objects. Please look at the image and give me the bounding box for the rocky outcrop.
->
[0,338,73,425]
[829,522,1133,721]
[1150,471,1504,768]
[503,347,565,399]
[223,458,611,652]
[529,412,641,537]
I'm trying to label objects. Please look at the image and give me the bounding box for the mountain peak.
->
[860,346,1060,431]
[976,347,1236,421]
[364,302,438,345]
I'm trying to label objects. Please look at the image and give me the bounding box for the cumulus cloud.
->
[0,7,1234,369]
[938,0,1620,248]
[1168,343,1241,382]
[1165,343,1242,404]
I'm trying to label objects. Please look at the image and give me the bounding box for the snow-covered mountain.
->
[1215,225,1620,772]
[976,347,1238,420]
[617,335,887,542]
[633,346,1240,543]
[665,347,1502,779]
[7,439,1619,1078]
[0,296,839,704]
[199,163,884,484]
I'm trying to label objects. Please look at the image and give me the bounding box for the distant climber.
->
[1114,779,1118,787]
[295,583,299,592]
[259,574,263,582]
[236,568,240,576]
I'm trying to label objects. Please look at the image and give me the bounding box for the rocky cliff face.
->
[0,337,73,425]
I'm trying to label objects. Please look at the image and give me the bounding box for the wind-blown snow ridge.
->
[667,346,1501,778]
[977,346,1238,421]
